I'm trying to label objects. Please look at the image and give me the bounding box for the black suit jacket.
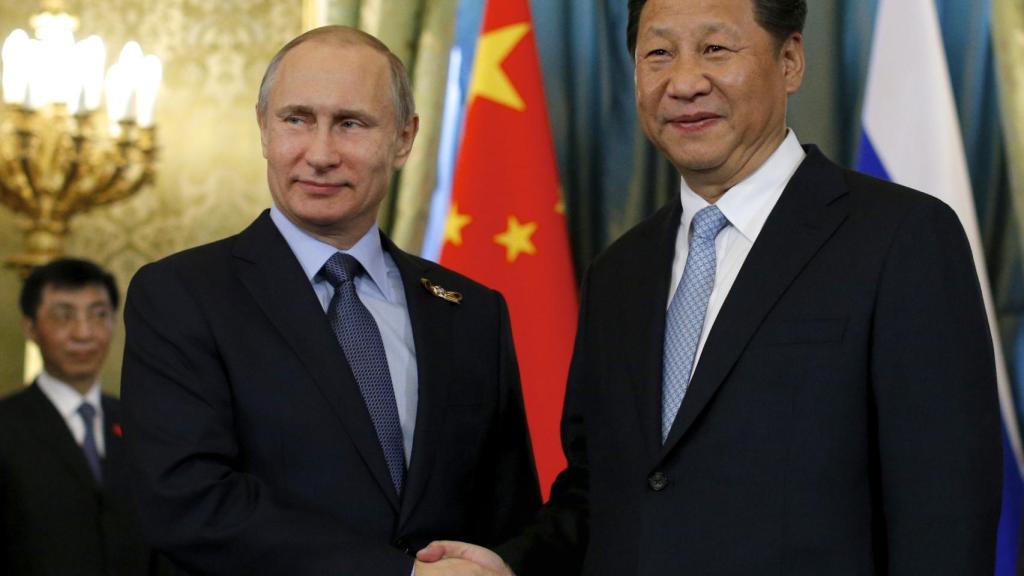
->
[500,147,1002,575]
[121,211,541,575]
[0,383,161,576]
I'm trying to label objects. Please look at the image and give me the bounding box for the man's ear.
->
[21,316,37,343]
[781,32,806,95]
[392,114,420,170]
[257,105,269,159]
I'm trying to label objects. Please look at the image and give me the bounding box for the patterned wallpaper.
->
[0,0,303,395]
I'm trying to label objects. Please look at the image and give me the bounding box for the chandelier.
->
[0,0,161,273]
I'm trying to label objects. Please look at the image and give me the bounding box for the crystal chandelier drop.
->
[0,0,161,273]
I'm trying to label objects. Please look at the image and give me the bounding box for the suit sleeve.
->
[121,263,414,576]
[496,274,591,574]
[473,292,543,543]
[871,198,1002,574]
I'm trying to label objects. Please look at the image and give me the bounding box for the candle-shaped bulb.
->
[135,54,161,127]
[105,61,130,129]
[78,35,105,111]
[2,29,31,105]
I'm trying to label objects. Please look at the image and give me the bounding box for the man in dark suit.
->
[418,0,1002,574]
[0,258,166,575]
[121,25,540,576]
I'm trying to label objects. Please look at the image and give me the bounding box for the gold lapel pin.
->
[420,278,463,304]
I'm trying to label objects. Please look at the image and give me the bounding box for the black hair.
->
[20,258,119,319]
[626,0,808,56]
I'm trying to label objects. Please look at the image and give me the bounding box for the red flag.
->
[440,0,577,499]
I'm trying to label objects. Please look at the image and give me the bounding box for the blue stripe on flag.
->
[998,431,1023,575]
[855,130,891,182]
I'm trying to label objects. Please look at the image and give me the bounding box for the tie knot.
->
[691,205,729,240]
[77,402,96,423]
[321,252,362,288]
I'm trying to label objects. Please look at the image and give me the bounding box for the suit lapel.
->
[380,235,455,528]
[621,199,683,458]
[233,211,400,511]
[660,148,850,456]
[22,383,98,490]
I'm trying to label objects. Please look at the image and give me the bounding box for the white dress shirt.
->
[35,370,106,456]
[668,130,806,380]
[271,207,418,464]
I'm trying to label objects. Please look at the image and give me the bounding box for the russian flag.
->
[857,0,1022,572]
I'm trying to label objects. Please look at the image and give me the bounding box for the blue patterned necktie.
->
[77,402,103,484]
[662,205,729,442]
[321,252,406,496]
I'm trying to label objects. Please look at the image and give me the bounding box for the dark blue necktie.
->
[77,402,103,484]
[321,252,406,496]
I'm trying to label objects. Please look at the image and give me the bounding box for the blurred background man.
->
[0,258,168,576]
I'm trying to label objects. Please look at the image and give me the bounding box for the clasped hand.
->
[413,541,514,576]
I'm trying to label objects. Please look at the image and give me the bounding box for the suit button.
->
[648,471,668,491]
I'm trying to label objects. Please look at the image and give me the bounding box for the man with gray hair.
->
[122,25,540,575]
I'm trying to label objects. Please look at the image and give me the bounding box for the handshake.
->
[413,542,514,576]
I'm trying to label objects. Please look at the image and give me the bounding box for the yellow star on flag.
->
[444,203,473,246]
[494,215,538,263]
[469,22,530,111]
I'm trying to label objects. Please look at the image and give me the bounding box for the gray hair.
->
[256,25,415,130]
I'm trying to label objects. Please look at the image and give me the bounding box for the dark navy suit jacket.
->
[500,147,1002,575]
[122,212,541,575]
[0,384,168,575]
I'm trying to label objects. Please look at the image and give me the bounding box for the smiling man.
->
[419,0,1002,574]
[121,26,539,576]
[0,258,170,576]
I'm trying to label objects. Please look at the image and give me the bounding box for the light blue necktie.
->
[321,252,406,496]
[77,402,103,484]
[662,205,729,442]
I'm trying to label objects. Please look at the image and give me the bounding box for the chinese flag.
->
[440,0,577,498]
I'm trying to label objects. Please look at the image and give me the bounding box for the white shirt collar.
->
[36,369,102,421]
[679,130,806,242]
[270,206,396,303]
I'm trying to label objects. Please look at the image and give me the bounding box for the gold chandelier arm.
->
[90,126,156,208]
[0,174,36,216]
[51,121,89,201]
[53,115,113,217]
[0,147,40,216]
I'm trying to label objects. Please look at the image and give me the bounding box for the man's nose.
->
[305,126,341,170]
[666,56,713,100]
[69,316,96,339]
